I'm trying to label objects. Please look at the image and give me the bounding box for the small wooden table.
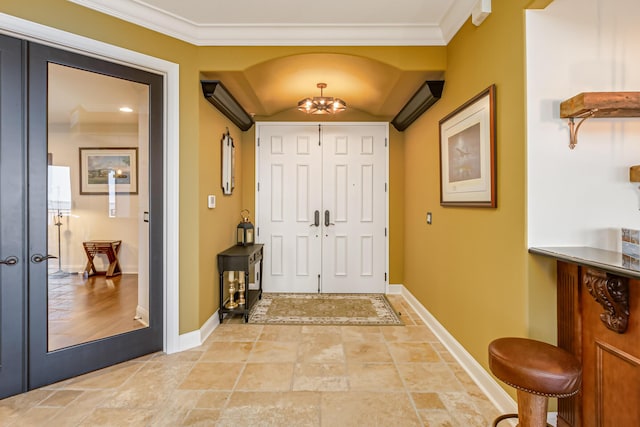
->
[217,244,264,322]
[82,240,122,277]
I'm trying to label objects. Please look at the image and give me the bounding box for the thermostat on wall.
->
[207,195,216,208]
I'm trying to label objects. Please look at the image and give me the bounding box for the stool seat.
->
[489,337,581,398]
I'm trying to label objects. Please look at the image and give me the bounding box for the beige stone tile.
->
[64,361,143,389]
[292,363,349,392]
[0,389,53,410]
[178,362,244,390]
[0,295,504,426]
[235,363,294,391]
[298,341,345,363]
[388,342,442,363]
[340,326,383,342]
[419,409,456,427]
[248,341,299,363]
[65,390,117,409]
[219,391,321,427]
[397,363,464,392]
[259,325,303,341]
[301,325,342,336]
[5,406,62,427]
[382,325,437,342]
[201,341,254,362]
[347,363,404,391]
[439,391,490,426]
[411,392,447,410]
[100,383,168,409]
[149,389,201,425]
[343,341,392,363]
[301,325,343,344]
[206,324,263,342]
[195,391,231,409]
[47,405,94,427]
[130,360,194,390]
[321,391,421,427]
[148,350,203,363]
[181,409,221,426]
[77,407,156,426]
[38,390,83,407]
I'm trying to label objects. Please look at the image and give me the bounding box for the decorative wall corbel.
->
[583,268,630,333]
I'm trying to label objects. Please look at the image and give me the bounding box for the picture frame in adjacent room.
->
[439,85,496,207]
[79,147,138,195]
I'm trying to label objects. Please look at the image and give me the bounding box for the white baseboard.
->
[176,310,220,352]
[397,285,518,416]
[386,283,403,295]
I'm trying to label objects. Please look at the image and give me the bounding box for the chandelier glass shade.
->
[297,83,346,114]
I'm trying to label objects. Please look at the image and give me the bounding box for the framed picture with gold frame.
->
[439,85,496,207]
[79,147,138,195]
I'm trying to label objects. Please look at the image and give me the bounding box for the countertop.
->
[529,246,640,280]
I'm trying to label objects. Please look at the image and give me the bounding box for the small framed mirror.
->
[221,130,235,194]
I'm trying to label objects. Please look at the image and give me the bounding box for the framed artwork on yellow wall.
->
[439,85,496,207]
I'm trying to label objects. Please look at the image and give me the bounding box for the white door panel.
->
[257,122,387,294]
[257,124,321,293]
[321,124,386,293]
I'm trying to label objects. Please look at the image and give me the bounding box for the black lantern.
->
[237,209,254,246]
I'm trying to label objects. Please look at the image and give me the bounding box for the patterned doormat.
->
[248,293,403,326]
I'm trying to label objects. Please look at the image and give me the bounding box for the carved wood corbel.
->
[583,268,630,333]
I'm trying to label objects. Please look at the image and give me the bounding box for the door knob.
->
[324,210,335,227]
[31,254,57,263]
[0,256,18,266]
[310,210,320,227]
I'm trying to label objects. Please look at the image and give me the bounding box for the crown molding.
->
[68,0,474,46]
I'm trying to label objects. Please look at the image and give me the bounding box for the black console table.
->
[217,244,263,322]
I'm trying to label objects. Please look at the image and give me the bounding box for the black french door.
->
[0,33,164,398]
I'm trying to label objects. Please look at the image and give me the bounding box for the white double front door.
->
[256,122,388,294]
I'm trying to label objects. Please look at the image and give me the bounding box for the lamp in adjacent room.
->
[48,165,72,277]
[297,83,346,114]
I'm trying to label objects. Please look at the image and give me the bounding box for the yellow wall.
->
[402,0,555,396]
[1,2,558,371]
[1,0,205,333]
[1,2,439,332]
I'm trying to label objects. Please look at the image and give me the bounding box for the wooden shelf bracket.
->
[560,91,640,149]
[567,109,597,149]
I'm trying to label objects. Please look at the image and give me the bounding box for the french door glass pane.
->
[47,63,150,351]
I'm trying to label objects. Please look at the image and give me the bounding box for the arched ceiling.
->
[201,53,445,118]
[66,0,491,121]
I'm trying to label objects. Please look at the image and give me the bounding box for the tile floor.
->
[0,295,503,426]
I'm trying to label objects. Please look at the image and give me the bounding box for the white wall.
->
[527,0,640,250]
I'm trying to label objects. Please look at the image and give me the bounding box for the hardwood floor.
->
[47,273,146,351]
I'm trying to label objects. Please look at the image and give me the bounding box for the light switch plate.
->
[207,195,216,208]
[426,212,432,225]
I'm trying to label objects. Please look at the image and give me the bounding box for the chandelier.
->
[297,83,346,114]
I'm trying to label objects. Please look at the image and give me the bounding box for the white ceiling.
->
[68,0,478,46]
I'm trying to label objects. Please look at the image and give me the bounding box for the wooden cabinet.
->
[532,247,640,426]
[217,244,263,322]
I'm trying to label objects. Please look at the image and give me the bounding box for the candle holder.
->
[225,275,239,309]
[237,274,246,306]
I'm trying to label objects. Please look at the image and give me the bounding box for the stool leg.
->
[516,389,548,427]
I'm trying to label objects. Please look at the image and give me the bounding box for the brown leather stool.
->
[488,337,581,427]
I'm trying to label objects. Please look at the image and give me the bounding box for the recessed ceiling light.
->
[119,106,133,113]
